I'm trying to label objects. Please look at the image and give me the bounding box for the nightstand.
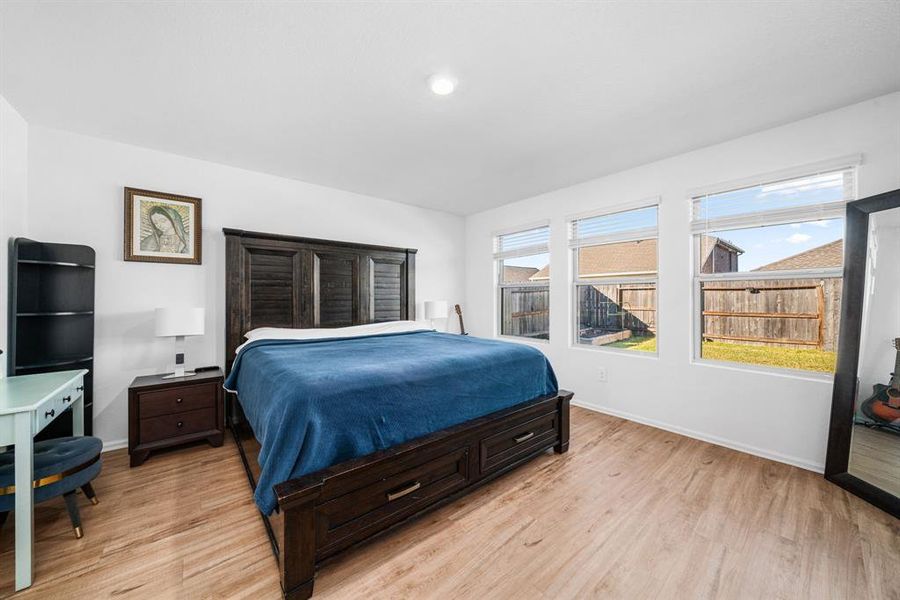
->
[128,369,224,467]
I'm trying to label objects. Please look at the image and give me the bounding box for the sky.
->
[710,218,843,271]
[700,171,846,271]
[505,217,844,273]
[503,171,848,273]
[505,252,549,270]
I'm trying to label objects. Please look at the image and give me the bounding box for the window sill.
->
[496,334,551,346]
[691,357,835,383]
[569,343,658,359]
[569,344,659,360]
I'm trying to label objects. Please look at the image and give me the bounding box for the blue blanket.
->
[224,331,558,514]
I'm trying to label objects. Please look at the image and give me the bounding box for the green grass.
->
[606,335,657,352]
[602,335,836,373]
[701,341,835,373]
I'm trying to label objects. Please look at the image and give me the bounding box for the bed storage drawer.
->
[479,410,558,475]
[317,446,470,555]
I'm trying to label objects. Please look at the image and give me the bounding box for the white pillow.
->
[237,320,432,354]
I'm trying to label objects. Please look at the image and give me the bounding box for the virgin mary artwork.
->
[125,188,202,264]
[141,205,189,253]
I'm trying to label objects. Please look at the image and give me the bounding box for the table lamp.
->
[424,300,448,329]
[155,307,205,379]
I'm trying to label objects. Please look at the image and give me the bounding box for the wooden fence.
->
[701,278,842,350]
[500,286,549,339]
[501,277,842,351]
[578,284,656,333]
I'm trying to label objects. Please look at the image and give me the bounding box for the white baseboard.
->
[101,438,129,453]
[571,399,825,474]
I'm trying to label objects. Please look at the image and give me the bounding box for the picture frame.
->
[124,187,202,265]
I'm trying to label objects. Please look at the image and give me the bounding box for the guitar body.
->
[861,386,900,426]
[858,337,900,432]
[454,304,468,336]
[871,399,900,423]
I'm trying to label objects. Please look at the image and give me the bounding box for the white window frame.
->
[689,156,860,378]
[569,198,660,355]
[493,221,551,341]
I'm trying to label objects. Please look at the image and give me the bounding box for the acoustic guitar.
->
[883,337,900,406]
[455,304,468,336]
[860,337,900,428]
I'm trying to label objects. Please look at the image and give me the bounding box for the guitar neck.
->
[893,346,900,389]
[455,304,467,335]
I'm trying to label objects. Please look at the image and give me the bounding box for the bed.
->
[223,228,573,600]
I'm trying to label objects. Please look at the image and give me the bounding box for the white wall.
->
[26,127,465,447]
[0,95,30,378]
[857,210,900,397]
[465,92,900,471]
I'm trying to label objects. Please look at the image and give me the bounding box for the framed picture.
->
[124,187,202,265]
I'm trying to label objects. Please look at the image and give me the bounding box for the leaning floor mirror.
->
[826,188,900,518]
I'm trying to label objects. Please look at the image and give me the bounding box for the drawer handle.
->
[76,386,85,392]
[176,421,184,429]
[63,395,72,403]
[45,409,56,419]
[176,398,183,404]
[514,432,535,444]
[386,481,421,502]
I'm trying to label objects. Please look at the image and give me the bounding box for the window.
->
[691,164,857,373]
[571,203,658,353]
[495,224,550,340]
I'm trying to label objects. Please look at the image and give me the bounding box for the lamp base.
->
[163,338,195,379]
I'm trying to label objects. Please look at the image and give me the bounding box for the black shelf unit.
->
[8,238,95,439]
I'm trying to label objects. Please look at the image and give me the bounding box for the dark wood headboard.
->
[223,228,416,373]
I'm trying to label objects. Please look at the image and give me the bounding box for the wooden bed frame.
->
[223,228,572,599]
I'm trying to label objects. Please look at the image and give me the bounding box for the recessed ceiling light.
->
[428,74,457,96]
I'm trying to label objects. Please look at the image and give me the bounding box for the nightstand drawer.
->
[139,383,218,418]
[140,407,216,444]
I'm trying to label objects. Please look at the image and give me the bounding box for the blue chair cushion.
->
[0,436,103,512]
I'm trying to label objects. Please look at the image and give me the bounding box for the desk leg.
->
[72,392,84,437]
[14,412,34,591]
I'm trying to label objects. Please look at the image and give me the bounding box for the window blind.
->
[493,225,550,259]
[569,205,658,248]
[691,167,855,234]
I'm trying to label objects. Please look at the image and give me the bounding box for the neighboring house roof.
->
[530,239,658,280]
[710,237,744,255]
[502,265,540,283]
[529,264,550,280]
[698,235,744,274]
[528,235,745,281]
[752,239,844,272]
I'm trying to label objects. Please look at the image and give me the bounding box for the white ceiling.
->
[1,2,898,216]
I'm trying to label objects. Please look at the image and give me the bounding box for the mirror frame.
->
[825,188,900,518]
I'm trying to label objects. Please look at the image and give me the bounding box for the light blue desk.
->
[0,369,87,591]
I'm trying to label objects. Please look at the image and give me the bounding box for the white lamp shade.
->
[155,307,205,337]
[424,300,449,320]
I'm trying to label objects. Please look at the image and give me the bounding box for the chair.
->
[0,436,102,539]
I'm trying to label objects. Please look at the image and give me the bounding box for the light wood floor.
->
[1,407,898,599]
[849,424,900,498]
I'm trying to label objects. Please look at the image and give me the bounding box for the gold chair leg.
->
[63,491,83,539]
[81,482,99,505]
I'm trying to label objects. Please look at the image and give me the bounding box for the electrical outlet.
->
[597,367,608,383]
